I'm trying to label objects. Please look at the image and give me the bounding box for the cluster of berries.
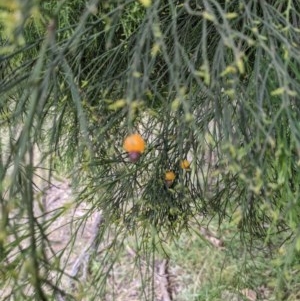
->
[123,133,190,188]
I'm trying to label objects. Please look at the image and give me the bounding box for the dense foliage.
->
[1,0,300,299]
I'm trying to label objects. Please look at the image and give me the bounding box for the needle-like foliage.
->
[1,0,300,299]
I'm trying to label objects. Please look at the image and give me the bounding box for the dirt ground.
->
[40,178,173,301]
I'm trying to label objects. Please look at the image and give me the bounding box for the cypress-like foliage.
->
[1,0,300,299]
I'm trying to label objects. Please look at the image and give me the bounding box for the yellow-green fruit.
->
[180,159,190,169]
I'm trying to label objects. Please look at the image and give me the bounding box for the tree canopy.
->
[1,0,300,300]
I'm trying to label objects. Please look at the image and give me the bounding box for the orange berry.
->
[165,171,176,181]
[180,159,190,169]
[123,133,145,162]
[165,171,176,188]
[123,133,146,153]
